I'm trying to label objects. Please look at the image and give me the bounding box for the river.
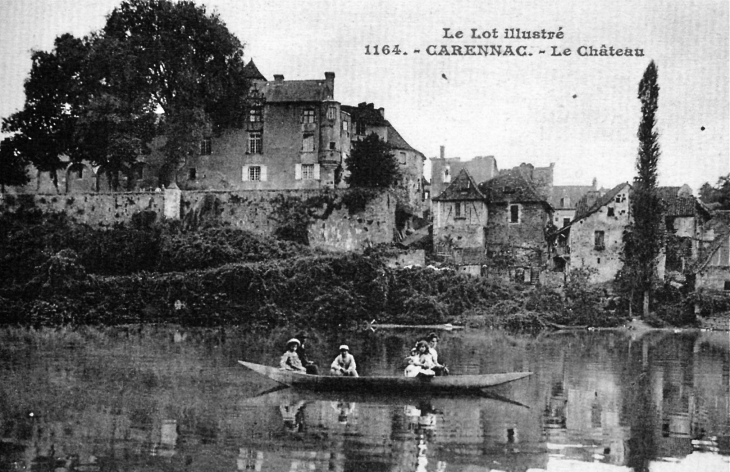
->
[0,325,727,472]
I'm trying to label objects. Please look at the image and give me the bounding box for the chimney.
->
[378,107,385,118]
[324,72,335,96]
[440,145,445,159]
[273,74,284,83]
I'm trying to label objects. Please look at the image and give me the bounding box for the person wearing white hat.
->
[280,338,307,372]
[330,345,358,377]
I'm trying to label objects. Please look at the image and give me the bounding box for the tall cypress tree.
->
[623,61,665,318]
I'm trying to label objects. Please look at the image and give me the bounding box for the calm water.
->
[0,325,728,472]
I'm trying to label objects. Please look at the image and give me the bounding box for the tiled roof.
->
[387,125,421,155]
[242,60,266,81]
[260,79,333,102]
[432,169,485,201]
[574,182,630,221]
[478,169,548,205]
[657,187,697,217]
[550,185,594,209]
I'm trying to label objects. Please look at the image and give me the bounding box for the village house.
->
[341,103,427,216]
[432,169,488,269]
[563,182,631,283]
[430,146,498,211]
[549,180,597,229]
[658,185,712,274]
[478,168,554,281]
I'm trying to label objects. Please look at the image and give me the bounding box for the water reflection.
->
[0,326,728,471]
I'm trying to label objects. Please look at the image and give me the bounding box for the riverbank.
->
[1,210,726,329]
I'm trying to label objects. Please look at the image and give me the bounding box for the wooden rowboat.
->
[238,361,532,393]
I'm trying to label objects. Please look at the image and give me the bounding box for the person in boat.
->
[426,333,449,376]
[406,341,436,378]
[280,338,307,373]
[404,346,421,377]
[295,332,319,375]
[330,345,359,377]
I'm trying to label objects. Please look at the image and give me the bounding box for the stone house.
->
[566,182,631,283]
[658,185,712,273]
[432,169,488,255]
[549,181,597,229]
[478,168,554,279]
[341,103,426,216]
[172,68,352,191]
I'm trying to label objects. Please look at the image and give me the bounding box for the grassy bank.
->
[0,210,694,329]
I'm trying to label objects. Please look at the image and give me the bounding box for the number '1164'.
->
[364,45,403,55]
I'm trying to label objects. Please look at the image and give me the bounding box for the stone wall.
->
[485,202,550,266]
[0,192,165,227]
[0,188,395,251]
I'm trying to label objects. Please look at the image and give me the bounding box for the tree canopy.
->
[1,0,248,190]
[345,133,401,188]
[699,174,730,210]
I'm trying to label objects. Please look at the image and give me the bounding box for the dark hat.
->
[416,340,429,349]
[297,332,308,339]
[426,332,439,341]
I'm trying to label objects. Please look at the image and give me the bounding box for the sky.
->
[1,0,728,191]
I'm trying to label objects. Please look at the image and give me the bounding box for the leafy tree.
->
[101,0,248,184]
[0,138,30,191]
[618,61,665,318]
[1,34,90,189]
[698,174,730,209]
[345,133,401,188]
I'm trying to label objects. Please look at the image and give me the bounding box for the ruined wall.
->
[697,266,730,291]
[0,192,165,227]
[569,185,631,283]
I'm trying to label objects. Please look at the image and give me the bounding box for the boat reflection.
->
[237,388,545,472]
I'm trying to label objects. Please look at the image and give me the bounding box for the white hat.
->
[339,345,349,351]
[287,338,301,346]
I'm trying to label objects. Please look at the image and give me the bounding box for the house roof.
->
[657,186,698,217]
[550,185,595,209]
[387,124,422,155]
[341,103,390,126]
[242,60,266,81]
[432,168,485,201]
[574,182,630,221]
[478,169,550,206]
[260,79,333,102]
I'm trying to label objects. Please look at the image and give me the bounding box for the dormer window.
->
[327,106,337,120]
[200,138,212,155]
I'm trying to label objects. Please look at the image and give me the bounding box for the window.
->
[724,281,730,291]
[443,168,451,183]
[302,133,314,152]
[560,197,570,207]
[563,217,571,227]
[248,132,262,154]
[355,121,366,135]
[607,207,615,217]
[302,109,316,123]
[249,166,261,181]
[454,202,461,218]
[302,164,314,180]
[200,138,212,155]
[399,151,406,164]
[73,166,83,179]
[342,120,348,132]
[594,230,605,250]
[188,168,197,180]
[510,204,519,223]
[248,107,262,123]
[329,141,336,150]
[243,165,266,182]
[327,106,337,120]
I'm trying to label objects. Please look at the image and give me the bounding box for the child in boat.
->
[406,341,435,378]
[404,347,420,377]
[330,345,359,377]
[280,339,307,372]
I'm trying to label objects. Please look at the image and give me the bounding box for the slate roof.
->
[478,169,549,206]
[574,182,630,221]
[550,185,594,209]
[387,125,421,155]
[260,79,333,102]
[242,60,266,81]
[341,103,390,126]
[432,169,485,201]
